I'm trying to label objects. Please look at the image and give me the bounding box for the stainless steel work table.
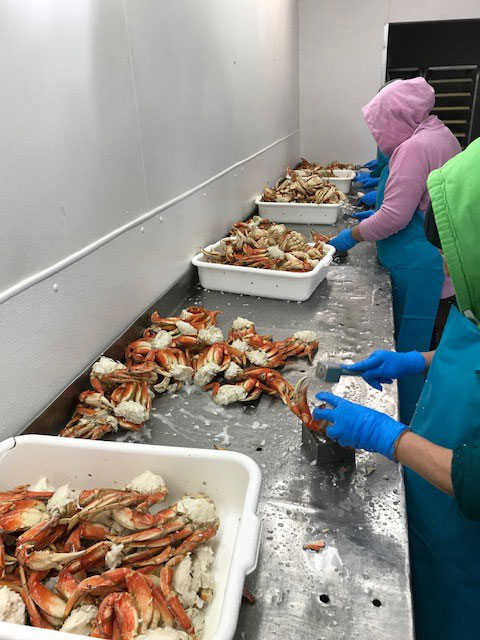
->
[26,217,414,640]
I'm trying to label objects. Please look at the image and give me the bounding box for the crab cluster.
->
[0,471,218,639]
[202,216,330,272]
[60,302,328,442]
[297,158,355,172]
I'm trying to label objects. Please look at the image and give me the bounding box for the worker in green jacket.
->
[313,137,480,639]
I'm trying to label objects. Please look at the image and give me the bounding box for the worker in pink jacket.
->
[329,78,461,423]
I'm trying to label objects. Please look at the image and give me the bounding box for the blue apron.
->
[405,306,480,640]
[375,167,444,423]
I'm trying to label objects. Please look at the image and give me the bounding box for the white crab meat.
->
[105,543,124,570]
[230,339,249,353]
[172,555,197,607]
[186,607,205,637]
[180,309,193,321]
[224,362,242,381]
[177,494,217,525]
[213,384,248,405]
[198,327,224,345]
[293,330,317,343]
[152,331,173,349]
[126,470,166,494]
[267,246,285,260]
[91,357,126,376]
[246,349,269,366]
[231,317,254,330]
[60,604,99,635]
[136,629,188,640]
[170,365,194,383]
[172,546,214,611]
[194,363,222,387]
[29,476,54,492]
[176,320,198,336]
[192,545,215,593]
[113,401,149,424]
[47,484,75,517]
[0,587,26,625]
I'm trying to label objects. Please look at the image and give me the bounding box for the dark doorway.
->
[386,19,480,146]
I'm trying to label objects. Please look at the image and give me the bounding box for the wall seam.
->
[0,130,299,306]
[122,0,150,210]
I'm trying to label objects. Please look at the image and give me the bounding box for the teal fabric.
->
[370,149,389,178]
[452,444,480,521]
[405,306,480,640]
[374,162,389,210]
[375,166,444,423]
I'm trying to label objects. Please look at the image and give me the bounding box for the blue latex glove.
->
[328,228,357,252]
[361,177,379,189]
[355,173,370,184]
[358,191,377,207]
[352,209,375,221]
[313,392,409,460]
[363,159,379,170]
[346,350,426,391]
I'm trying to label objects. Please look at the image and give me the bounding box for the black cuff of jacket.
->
[452,444,480,521]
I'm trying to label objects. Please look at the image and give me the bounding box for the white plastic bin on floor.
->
[255,197,341,224]
[193,241,335,301]
[0,435,262,640]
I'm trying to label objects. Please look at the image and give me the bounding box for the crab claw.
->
[289,376,329,433]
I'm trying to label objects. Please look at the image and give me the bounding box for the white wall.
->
[299,0,480,164]
[0,0,299,438]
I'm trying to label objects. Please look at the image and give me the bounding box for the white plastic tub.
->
[0,435,262,640]
[319,169,356,194]
[193,240,335,301]
[255,197,341,224]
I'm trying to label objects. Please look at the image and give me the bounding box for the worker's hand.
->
[358,191,377,207]
[363,159,379,170]
[355,173,371,184]
[346,350,427,390]
[361,177,379,189]
[328,228,357,252]
[313,392,409,460]
[352,209,375,221]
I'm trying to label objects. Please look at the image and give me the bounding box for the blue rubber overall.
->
[405,306,480,639]
[375,166,444,423]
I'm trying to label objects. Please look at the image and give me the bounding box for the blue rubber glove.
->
[346,350,426,391]
[361,177,379,189]
[355,173,370,184]
[358,191,377,207]
[313,392,409,460]
[328,228,357,252]
[363,159,379,170]
[352,209,375,221]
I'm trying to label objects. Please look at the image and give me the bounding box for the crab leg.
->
[111,519,187,545]
[19,566,53,629]
[289,376,329,432]
[27,570,67,619]
[90,592,119,639]
[126,570,153,634]
[113,592,138,640]
[160,557,196,638]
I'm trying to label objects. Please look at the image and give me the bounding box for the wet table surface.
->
[113,210,414,640]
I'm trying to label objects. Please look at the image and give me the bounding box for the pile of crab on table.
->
[0,304,327,639]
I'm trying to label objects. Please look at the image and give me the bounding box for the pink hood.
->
[362,77,435,156]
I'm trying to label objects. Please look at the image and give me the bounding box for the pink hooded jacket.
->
[359,77,461,298]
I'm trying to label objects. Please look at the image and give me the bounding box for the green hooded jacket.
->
[427,138,480,322]
[427,138,480,520]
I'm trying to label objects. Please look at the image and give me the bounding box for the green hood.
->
[427,138,480,321]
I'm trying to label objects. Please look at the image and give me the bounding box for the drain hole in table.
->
[256,447,263,452]
[319,594,330,604]
[372,599,381,607]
